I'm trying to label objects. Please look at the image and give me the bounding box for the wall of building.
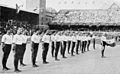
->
[26,0,39,12]
[0,0,26,9]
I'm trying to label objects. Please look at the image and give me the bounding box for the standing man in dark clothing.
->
[20,30,29,66]
[12,28,23,72]
[71,33,76,56]
[31,30,41,67]
[51,32,57,57]
[76,34,81,54]
[42,30,51,64]
[54,33,61,61]
[1,29,12,71]
[61,33,67,58]
[87,34,92,51]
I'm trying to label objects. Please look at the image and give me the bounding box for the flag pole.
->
[39,0,46,26]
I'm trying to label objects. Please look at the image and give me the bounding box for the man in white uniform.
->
[31,29,42,67]
[51,31,57,57]
[1,29,12,70]
[42,30,51,64]
[54,32,61,61]
[71,33,76,56]
[20,29,29,66]
[12,28,23,72]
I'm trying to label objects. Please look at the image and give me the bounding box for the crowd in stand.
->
[0,20,33,35]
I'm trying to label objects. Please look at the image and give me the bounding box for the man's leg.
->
[51,42,55,57]
[42,43,49,64]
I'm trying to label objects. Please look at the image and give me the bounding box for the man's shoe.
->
[14,69,21,72]
[71,54,75,56]
[20,63,27,66]
[33,64,39,67]
[3,67,11,70]
[101,56,107,58]
[43,61,49,64]
[55,58,60,61]
[63,56,67,58]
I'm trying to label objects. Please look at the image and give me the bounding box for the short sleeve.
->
[1,35,6,43]
[31,35,34,42]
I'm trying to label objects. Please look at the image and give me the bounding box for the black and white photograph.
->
[0,0,120,74]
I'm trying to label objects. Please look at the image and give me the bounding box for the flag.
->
[16,4,23,14]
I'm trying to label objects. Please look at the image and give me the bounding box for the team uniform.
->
[54,34,61,60]
[42,33,51,64]
[71,35,76,56]
[81,36,86,53]
[87,35,92,51]
[67,35,72,54]
[13,34,23,72]
[76,35,81,54]
[51,34,56,57]
[20,34,29,66]
[1,34,12,70]
[31,33,41,67]
[61,35,67,58]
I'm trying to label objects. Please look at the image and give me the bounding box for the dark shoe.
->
[14,69,21,72]
[43,61,49,64]
[76,53,79,55]
[71,54,75,56]
[55,58,60,61]
[33,64,39,67]
[20,63,27,66]
[63,56,67,58]
[3,67,11,70]
[101,56,106,58]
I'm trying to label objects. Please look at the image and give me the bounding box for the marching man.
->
[101,34,116,58]
[1,29,12,71]
[31,29,41,67]
[42,30,51,64]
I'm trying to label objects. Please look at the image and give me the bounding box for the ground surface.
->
[0,41,120,74]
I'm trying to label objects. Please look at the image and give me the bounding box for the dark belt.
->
[5,44,11,46]
[16,44,22,46]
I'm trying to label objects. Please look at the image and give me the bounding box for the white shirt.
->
[13,34,23,45]
[31,34,41,43]
[87,36,92,40]
[81,36,86,41]
[76,35,80,40]
[21,35,29,43]
[51,35,56,42]
[67,36,72,41]
[71,36,76,42]
[1,34,13,44]
[42,34,51,43]
[55,35,61,42]
[62,35,68,41]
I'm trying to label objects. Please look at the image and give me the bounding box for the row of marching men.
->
[1,28,96,73]
[50,31,94,61]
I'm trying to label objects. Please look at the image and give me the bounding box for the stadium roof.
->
[0,4,39,14]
